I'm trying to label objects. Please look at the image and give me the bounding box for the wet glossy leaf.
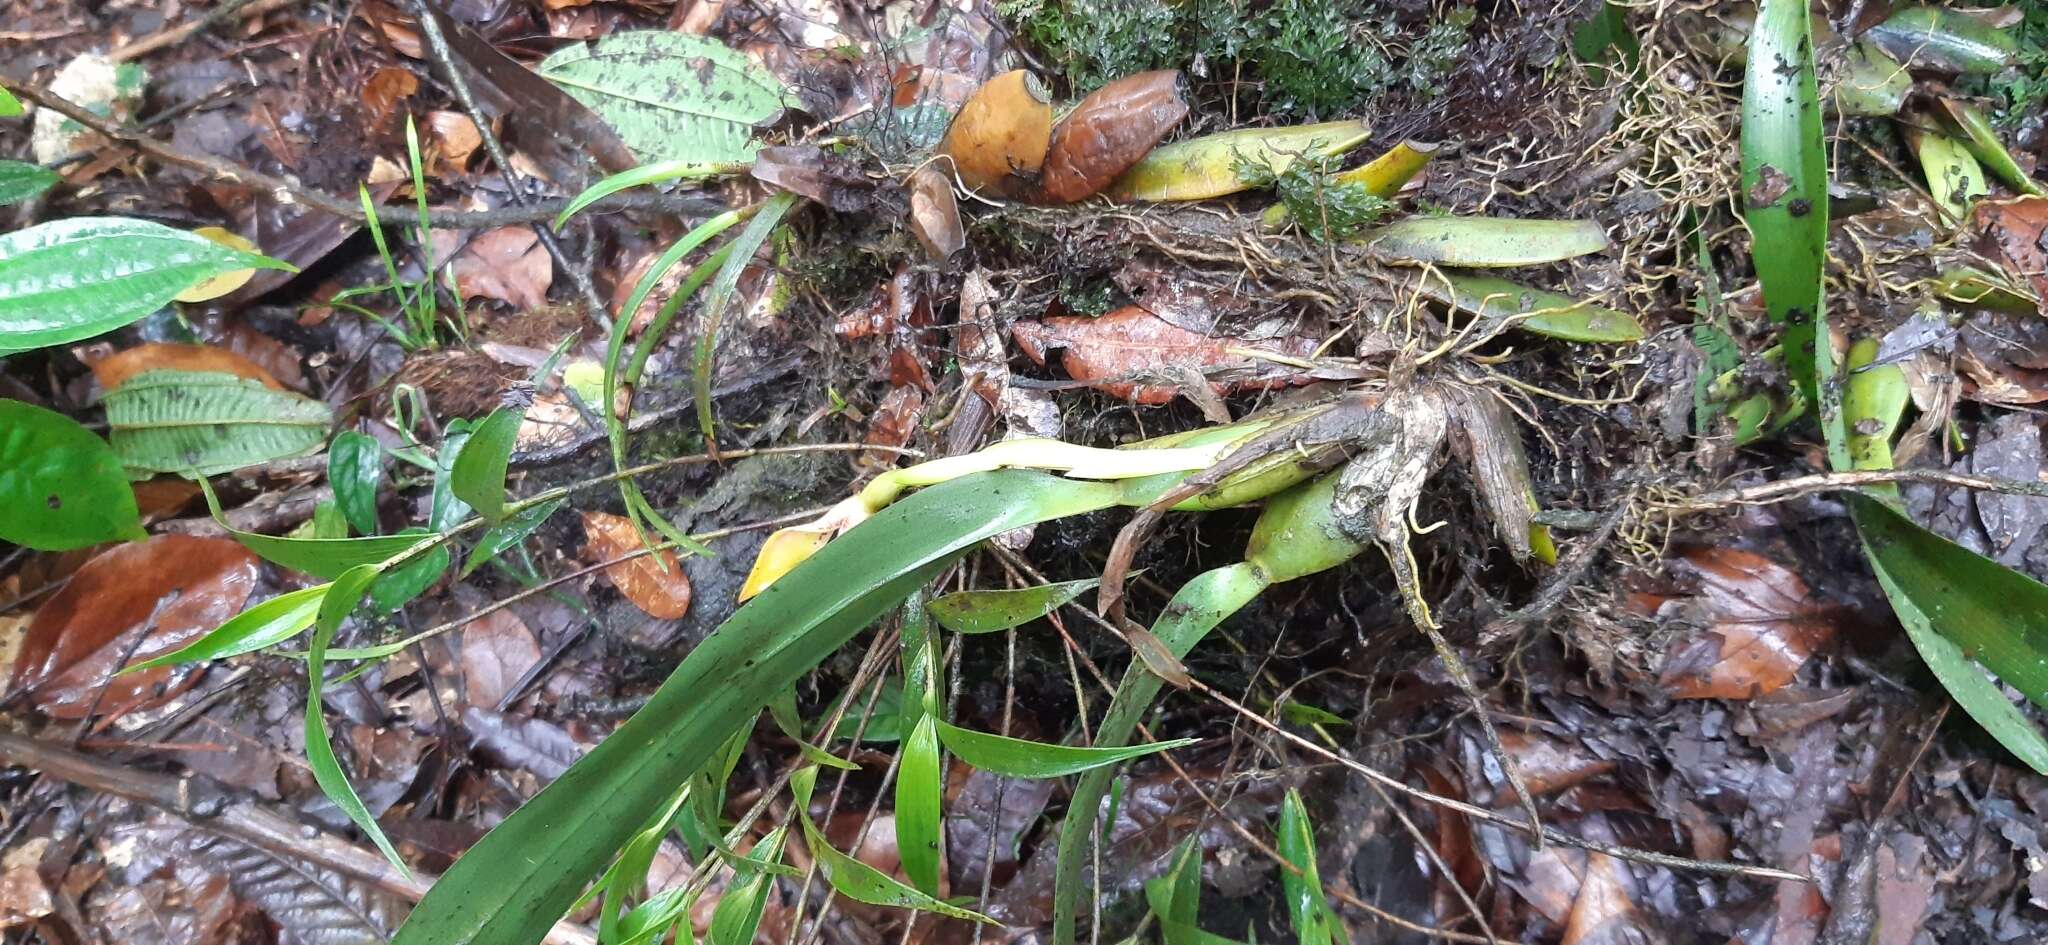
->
[125,584,327,672]
[1011,306,1319,404]
[896,715,945,896]
[368,529,447,613]
[0,218,291,354]
[9,535,258,720]
[104,370,331,477]
[1941,99,2044,197]
[1335,140,1438,196]
[329,431,383,537]
[304,564,410,873]
[0,160,58,206]
[936,719,1194,777]
[90,342,283,392]
[706,828,786,945]
[451,406,522,522]
[583,511,691,619]
[463,497,563,576]
[1415,272,1643,343]
[0,399,145,550]
[1912,129,1987,224]
[937,70,1052,196]
[1866,5,2017,74]
[1835,42,1911,117]
[537,32,789,165]
[1361,217,1609,267]
[1657,547,1837,700]
[1111,120,1369,202]
[1038,70,1187,204]
[928,578,1097,633]
[1276,788,1340,945]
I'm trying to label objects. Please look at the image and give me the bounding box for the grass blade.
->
[1276,788,1340,945]
[935,719,1195,777]
[305,564,409,874]
[927,578,1099,634]
[694,191,799,448]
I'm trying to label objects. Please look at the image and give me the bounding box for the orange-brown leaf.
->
[9,536,259,722]
[1973,195,2048,311]
[1010,306,1319,404]
[1658,547,1837,700]
[89,343,283,392]
[453,227,553,310]
[936,69,1052,196]
[1036,71,1187,204]
[582,512,691,620]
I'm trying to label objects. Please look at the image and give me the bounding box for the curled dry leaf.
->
[860,385,926,471]
[424,110,483,174]
[1011,305,1320,404]
[582,511,692,620]
[452,227,553,310]
[9,535,259,721]
[1656,547,1838,700]
[908,164,965,265]
[936,69,1052,196]
[1037,70,1187,204]
[753,145,874,213]
[89,342,284,393]
[362,66,420,131]
[1972,196,2048,313]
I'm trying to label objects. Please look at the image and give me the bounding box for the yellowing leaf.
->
[172,227,261,303]
[737,524,833,602]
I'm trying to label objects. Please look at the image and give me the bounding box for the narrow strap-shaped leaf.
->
[198,477,429,577]
[305,564,410,874]
[1359,217,1609,267]
[695,191,799,447]
[703,828,785,945]
[123,584,327,672]
[895,715,945,896]
[936,719,1196,777]
[1276,788,1341,945]
[463,498,564,577]
[928,578,1099,634]
[555,160,740,227]
[797,801,993,923]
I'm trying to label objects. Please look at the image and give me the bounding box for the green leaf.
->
[462,497,563,577]
[896,715,945,896]
[1865,5,2017,74]
[694,192,799,445]
[936,719,1196,778]
[1945,100,2045,197]
[537,32,789,165]
[1359,217,1609,267]
[928,578,1099,634]
[0,160,58,207]
[0,85,21,117]
[704,828,786,945]
[394,470,1127,945]
[369,530,448,613]
[124,584,327,672]
[305,564,410,874]
[451,406,522,522]
[0,399,145,550]
[1142,838,1246,945]
[1836,42,1911,117]
[797,804,994,923]
[328,431,383,536]
[1913,130,1987,224]
[555,160,739,227]
[1412,272,1643,344]
[198,481,432,579]
[105,370,331,476]
[429,422,475,532]
[1276,788,1340,945]
[1741,0,1841,467]
[0,218,292,354]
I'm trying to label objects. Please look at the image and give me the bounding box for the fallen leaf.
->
[582,511,691,619]
[461,608,540,708]
[362,66,419,133]
[936,69,1053,196]
[908,164,964,265]
[1657,547,1837,700]
[424,110,482,175]
[9,535,259,721]
[1036,70,1187,204]
[1010,306,1320,404]
[1560,853,1650,945]
[752,145,874,213]
[173,228,264,303]
[1972,196,2048,314]
[452,227,553,309]
[860,385,926,471]
[88,343,283,392]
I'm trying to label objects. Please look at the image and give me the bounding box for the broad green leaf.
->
[312,501,348,539]
[0,86,20,117]
[369,530,448,612]
[0,161,58,207]
[1741,0,1840,467]
[0,398,145,550]
[394,470,1128,945]
[555,159,740,227]
[124,584,327,671]
[1836,42,1910,117]
[896,715,944,896]
[1276,788,1341,945]
[537,32,789,165]
[797,808,993,923]
[328,431,383,536]
[0,218,292,354]
[305,564,410,873]
[1412,272,1643,344]
[1360,217,1609,267]
[936,720,1196,778]
[105,370,331,476]
[429,421,474,532]
[462,497,563,577]
[1571,1,1640,67]
[1865,5,2016,74]
[704,828,786,945]
[928,578,1099,634]
[451,406,522,522]
[1913,130,1987,224]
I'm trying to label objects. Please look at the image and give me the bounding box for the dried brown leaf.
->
[1010,305,1319,404]
[452,227,553,310]
[88,343,284,393]
[908,164,964,265]
[582,511,691,620]
[1657,547,1837,701]
[1036,70,1186,204]
[460,609,540,709]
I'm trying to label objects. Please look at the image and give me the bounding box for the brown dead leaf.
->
[1560,853,1649,945]
[1972,195,2048,312]
[424,110,482,175]
[362,66,419,133]
[88,343,284,393]
[9,535,259,722]
[131,478,201,522]
[1657,547,1837,700]
[1011,305,1320,404]
[860,386,926,471]
[582,512,691,620]
[908,164,964,265]
[461,609,540,708]
[1037,71,1187,204]
[752,146,873,213]
[453,227,553,310]
[936,70,1052,196]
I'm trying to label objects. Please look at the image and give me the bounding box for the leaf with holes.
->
[104,370,331,477]
[0,218,292,354]
[536,32,789,165]
[0,399,145,550]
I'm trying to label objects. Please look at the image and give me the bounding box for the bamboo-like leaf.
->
[695,191,798,446]
[1276,788,1341,945]
[928,578,1099,634]
[1360,217,1609,267]
[394,470,1128,945]
[704,828,786,945]
[124,584,327,672]
[936,719,1195,777]
[1413,271,1643,343]
[0,398,146,550]
[463,498,563,576]
[896,715,945,896]
[798,802,993,923]
[105,370,331,476]
[368,529,448,612]
[305,564,410,873]
[451,406,522,522]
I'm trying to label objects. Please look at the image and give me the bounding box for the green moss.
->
[1236,150,1393,242]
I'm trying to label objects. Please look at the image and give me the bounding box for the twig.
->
[1674,467,2048,508]
[1478,487,1638,646]
[405,0,612,328]
[108,0,293,62]
[0,731,599,945]
[9,81,720,227]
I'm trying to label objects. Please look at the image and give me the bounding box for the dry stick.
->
[8,81,714,228]
[107,0,293,62]
[1477,487,1638,647]
[1676,467,2048,508]
[0,730,599,945]
[404,0,612,328]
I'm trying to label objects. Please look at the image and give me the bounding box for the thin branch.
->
[108,0,293,62]
[1479,486,1638,645]
[1674,467,2048,509]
